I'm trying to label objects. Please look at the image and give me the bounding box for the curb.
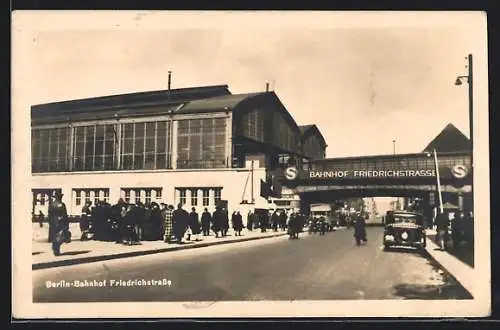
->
[420,234,474,298]
[33,233,287,271]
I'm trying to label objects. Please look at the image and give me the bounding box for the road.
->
[33,227,472,302]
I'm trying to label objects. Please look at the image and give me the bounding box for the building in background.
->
[269,124,327,213]
[30,84,327,217]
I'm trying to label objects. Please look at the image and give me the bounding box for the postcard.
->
[12,10,490,318]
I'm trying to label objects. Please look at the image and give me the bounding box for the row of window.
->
[177,188,222,207]
[31,118,226,173]
[240,108,304,155]
[241,108,265,143]
[32,187,223,210]
[311,155,471,172]
[303,135,325,160]
[273,112,299,154]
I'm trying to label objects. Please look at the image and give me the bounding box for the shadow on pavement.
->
[383,247,425,256]
[59,250,92,256]
[393,282,473,300]
[32,252,43,256]
[427,235,474,268]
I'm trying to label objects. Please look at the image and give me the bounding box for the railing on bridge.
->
[308,152,470,175]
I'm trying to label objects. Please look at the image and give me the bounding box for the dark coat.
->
[172,208,189,236]
[232,213,244,231]
[271,212,279,225]
[48,200,69,244]
[189,211,201,234]
[354,217,367,239]
[201,211,211,230]
[212,209,225,231]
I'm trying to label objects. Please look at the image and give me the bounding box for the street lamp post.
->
[455,54,473,168]
[455,54,474,213]
[392,140,396,155]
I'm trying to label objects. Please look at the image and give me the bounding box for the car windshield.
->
[392,214,421,224]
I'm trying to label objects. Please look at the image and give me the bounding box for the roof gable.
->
[177,92,265,114]
[422,123,470,153]
[31,85,231,118]
[299,124,327,148]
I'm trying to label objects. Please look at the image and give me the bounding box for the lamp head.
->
[455,78,463,86]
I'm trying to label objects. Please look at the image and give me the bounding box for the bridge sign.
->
[451,164,469,179]
[284,166,299,181]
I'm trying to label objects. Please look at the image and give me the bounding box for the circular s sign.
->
[451,164,469,179]
[284,166,298,181]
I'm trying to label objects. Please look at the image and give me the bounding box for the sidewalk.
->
[424,229,475,297]
[32,223,287,270]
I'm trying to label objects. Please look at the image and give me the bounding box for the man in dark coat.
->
[232,211,244,236]
[212,206,224,238]
[279,211,287,231]
[221,207,230,237]
[172,204,189,244]
[353,214,367,245]
[80,200,92,241]
[435,211,450,249]
[188,207,202,241]
[246,210,254,231]
[271,210,279,232]
[201,208,211,236]
[260,211,268,233]
[38,210,44,228]
[122,204,138,245]
[48,191,69,256]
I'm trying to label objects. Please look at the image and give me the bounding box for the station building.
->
[30,84,327,217]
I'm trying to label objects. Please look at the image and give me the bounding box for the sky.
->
[14,11,488,158]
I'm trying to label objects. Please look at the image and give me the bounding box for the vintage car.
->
[383,211,426,250]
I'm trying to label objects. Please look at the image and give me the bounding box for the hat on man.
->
[52,191,64,199]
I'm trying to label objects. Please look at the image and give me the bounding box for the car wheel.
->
[383,244,390,251]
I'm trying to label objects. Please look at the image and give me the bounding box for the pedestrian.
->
[163,205,174,243]
[134,201,146,242]
[80,200,92,241]
[279,210,287,231]
[260,211,268,233]
[201,208,211,236]
[122,204,137,245]
[246,210,254,231]
[172,203,189,244]
[212,206,224,238]
[353,214,367,245]
[231,211,237,234]
[48,191,69,256]
[435,211,449,250]
[221,207,230,237]
[271,210,279,232]
[232,211,244,236]
[188,207,202,241]
[38,210,44,228]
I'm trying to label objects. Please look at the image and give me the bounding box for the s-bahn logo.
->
[284,166,299,181]
[451,164,469,179]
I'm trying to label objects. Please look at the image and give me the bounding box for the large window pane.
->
[177,118,227,169]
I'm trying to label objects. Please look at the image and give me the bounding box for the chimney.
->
[168,71,172,91]
[266,82,270,92]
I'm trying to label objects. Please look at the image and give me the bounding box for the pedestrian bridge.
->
[279,151,471,190]
[271,151,472,210]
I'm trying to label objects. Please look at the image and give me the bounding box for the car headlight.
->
[401,232,409,240]
[384,235,394,241]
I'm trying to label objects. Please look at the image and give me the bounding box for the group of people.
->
[45,191,304,256]
[434,211,474,250]
[79,201,250,245]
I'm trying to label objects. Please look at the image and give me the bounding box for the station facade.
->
[30,84,327,217]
